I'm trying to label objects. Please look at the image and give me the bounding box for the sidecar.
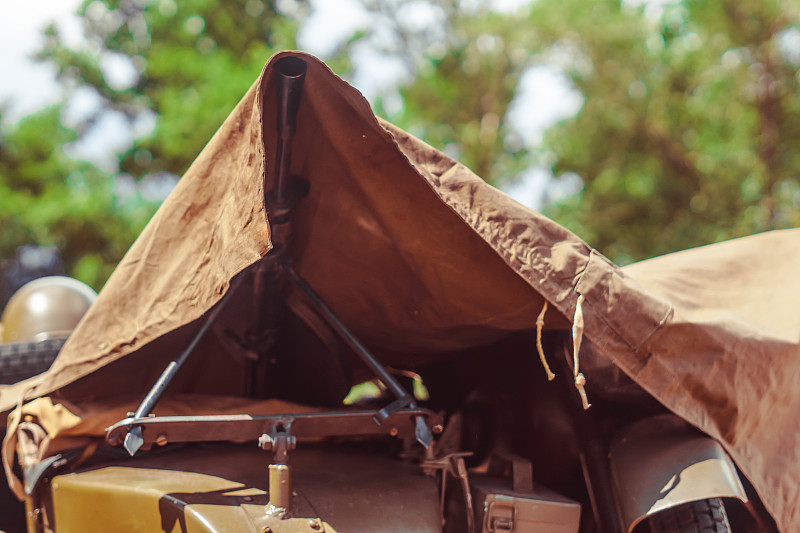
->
[1,52,797,533]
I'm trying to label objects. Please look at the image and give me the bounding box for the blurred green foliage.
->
[376,0,800,263]
[534,0,800,262]
[371,1,536,185]
[2,0,799,291]
[0,107,150,287]
[1,0,337,290]
[41,0,314,179]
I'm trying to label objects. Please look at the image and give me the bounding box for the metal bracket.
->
[258,423,297,464]
[23,453,73,495]
[107,408,443,449]
[258,422,297,518]
[374,395,413,424]
[487,451,534,493]
[486,498,516,532]
[423,452,475,533]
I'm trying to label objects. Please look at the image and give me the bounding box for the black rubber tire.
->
[0,337,66,384]
[648,498,732,533]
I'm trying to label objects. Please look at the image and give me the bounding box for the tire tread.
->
[649,498,731,533]
[0,338,66,384]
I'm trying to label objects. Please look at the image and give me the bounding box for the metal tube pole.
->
[284,266,413,406]
[273,56,307,207]
[122,276,243,455]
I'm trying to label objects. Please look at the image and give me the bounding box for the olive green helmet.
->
[0,276,97,343]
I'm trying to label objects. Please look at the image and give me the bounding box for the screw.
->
[155,434,168,446]
[309,519,321,530]
[389,427,399,437]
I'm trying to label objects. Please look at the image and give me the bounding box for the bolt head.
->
[258,434,274,450]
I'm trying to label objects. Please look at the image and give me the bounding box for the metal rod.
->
[244,56,307,396]
[107,408,442,447]
[132,277,243,419]
[273,56,307,207]
[122,57,309,453]
[285,266,414,406]
[121,277,243,455]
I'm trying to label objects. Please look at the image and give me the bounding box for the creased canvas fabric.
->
[1,52,797,531]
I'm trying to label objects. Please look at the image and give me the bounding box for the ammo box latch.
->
[486,496,516,531]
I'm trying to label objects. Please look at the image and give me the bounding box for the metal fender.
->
[609,414,747,533]
[45,445,441,533]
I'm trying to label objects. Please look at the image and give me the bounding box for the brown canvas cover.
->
[1,51,798,530]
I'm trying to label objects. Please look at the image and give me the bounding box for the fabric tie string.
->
[535,301,555,381]
[572,295,591,409]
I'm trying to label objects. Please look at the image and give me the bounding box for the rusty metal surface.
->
[609,414,747,532]
[106,408,442,449]
[48,443,441,532]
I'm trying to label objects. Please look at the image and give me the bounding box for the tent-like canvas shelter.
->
[2,52,798,531]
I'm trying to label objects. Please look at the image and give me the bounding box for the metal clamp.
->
[486,499,516,532]
[258,424,297,464]
[423,452,475,533]
[259,424,297,518]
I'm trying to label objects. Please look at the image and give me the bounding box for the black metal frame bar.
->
[107,408,443,448]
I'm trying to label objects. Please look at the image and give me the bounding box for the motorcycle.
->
[1,52,791,533]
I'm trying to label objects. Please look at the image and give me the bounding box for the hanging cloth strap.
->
[572,295,591,409]
[535,301,555,380]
